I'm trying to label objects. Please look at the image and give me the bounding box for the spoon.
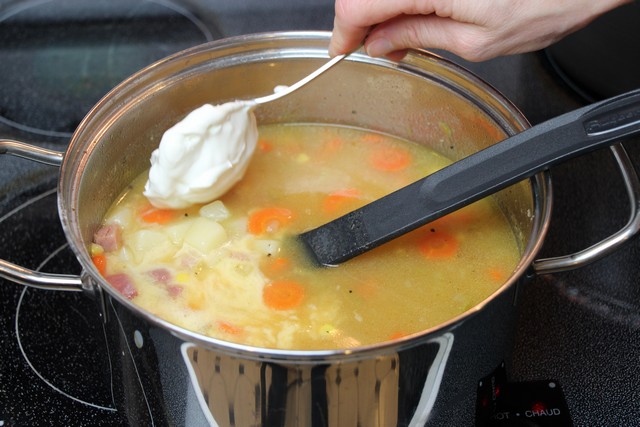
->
[299,89,640,266]
[144,51,351,209]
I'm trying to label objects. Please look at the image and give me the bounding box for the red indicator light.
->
[531,401,547,413]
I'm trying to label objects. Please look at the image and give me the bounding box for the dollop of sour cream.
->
[143,101,258,209]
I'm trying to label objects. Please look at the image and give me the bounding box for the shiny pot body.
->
[61,32,543,426]
[104,272,522,426]
[4,32,638,426]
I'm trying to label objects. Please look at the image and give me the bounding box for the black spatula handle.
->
[301,89,640,266]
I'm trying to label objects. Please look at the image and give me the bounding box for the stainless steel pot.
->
[2,32,639,426]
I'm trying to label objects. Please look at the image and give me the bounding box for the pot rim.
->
[59,31,552,361]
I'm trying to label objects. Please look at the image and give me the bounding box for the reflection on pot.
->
[181,334,453,427]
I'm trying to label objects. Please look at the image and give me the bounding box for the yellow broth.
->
[92,124,521,350]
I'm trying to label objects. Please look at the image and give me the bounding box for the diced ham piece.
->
[146,268,182,298]
[147,268,172,284]
[166,284,183,298]
[94,224,122,252]
[106,273,138,299]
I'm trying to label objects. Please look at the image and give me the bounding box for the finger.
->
[364,14,498,62]
[329,0,442,57]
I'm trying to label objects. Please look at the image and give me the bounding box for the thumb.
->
[329,18,369,57]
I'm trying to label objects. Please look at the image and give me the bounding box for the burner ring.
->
[0,0,219,138]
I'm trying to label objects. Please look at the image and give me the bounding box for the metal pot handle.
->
[533,143,640,275]
[0,139,83,292]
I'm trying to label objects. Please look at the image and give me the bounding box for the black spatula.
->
[299,89,640,266]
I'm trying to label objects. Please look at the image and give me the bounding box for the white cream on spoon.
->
[144,101,258,209]
[144,52,350,209]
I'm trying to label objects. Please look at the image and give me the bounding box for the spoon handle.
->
[253,53,348,105]
[301,89,640,266]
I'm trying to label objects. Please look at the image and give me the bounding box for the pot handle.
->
[0,139,84,292]
[533,143,640,275]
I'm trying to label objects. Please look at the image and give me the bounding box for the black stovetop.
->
[1,1,639,426]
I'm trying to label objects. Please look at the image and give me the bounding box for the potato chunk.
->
[183,217,228,254]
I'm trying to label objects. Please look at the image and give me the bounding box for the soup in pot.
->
[92,123,521,350]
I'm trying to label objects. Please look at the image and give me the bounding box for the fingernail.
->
[366,38,394,57]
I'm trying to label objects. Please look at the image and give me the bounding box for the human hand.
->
[329,0,631,62]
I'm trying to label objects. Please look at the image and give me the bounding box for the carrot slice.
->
[263,280,305,310]
[92,254,107,276]
[369,145,412,171]
[369,145,411,172]
[262,257,291,277]
[247,207,294,235]
[417,229,459,258]
[258,139,273,152]
[217,320,242,335]
[139,202,176,224]
[322,188,361,214]
[488,267,508,283]
[326,137,343,151]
